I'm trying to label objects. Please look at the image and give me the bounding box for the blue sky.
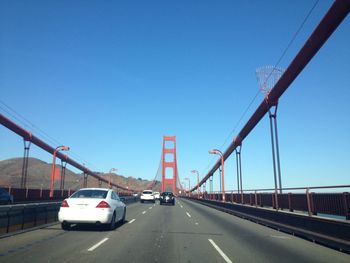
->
[1,0,349,192]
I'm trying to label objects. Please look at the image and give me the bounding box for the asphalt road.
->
[0,198,349,263]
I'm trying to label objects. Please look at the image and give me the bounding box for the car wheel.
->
[109,212,116,230]
[153,200,155,203]
[120,208,126,224]
[61,223,70,231]
[141,200,144,203]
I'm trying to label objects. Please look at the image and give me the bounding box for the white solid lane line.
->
[208,239,233,263]
[186,212,191,218]
[88,238,109,252]
[128,219,136,224]
[142,211,147,214]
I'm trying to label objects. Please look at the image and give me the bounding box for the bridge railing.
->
[1,185,133,203]
[198,185,350,220]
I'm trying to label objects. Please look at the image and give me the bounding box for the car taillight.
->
[61,200,69,207]
[96,201,110,208]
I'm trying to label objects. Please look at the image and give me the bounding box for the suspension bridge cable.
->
[0,100,100,171]
[200,0,320,178]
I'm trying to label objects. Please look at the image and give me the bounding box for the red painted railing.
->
[199,185,350,220]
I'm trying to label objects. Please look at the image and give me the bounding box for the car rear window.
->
[143,191,152,194]
[70,189,108,199]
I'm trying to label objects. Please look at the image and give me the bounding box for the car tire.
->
[120,208,126,224]
[153,200,155,203]
[141,200,144,203]
[61,223,70,231]
[109,212,116,230]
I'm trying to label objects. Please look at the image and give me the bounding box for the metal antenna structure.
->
[256,66,285,100]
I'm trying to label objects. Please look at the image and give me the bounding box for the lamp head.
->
[58,145,70,151]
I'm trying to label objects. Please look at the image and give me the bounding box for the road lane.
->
[0,201,154,262]
[80,199,224,262]
[179,198,350,263]
[0,198,349,262]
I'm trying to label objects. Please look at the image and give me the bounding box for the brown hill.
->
[0,157,160,192]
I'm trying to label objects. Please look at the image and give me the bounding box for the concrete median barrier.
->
[0,202,61,236]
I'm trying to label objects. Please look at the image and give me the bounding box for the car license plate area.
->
[76,203,89,209]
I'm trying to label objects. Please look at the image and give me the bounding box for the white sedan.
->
[140,190,155,203]
[58,188,126,230]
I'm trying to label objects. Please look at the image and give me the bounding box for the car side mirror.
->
[120,197,126,202]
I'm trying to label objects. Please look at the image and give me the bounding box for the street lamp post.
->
[50,146,70,198]
[209,149,225,202]
[109,168,117,188]
[184,177,190,197]
[181,181,186,196]
[191,170,200,199]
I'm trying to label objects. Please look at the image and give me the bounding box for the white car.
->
[140,190,155,203]
[58,188,126,230]
[153,191,160,200]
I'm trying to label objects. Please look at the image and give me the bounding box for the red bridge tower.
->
[161,136,178,193]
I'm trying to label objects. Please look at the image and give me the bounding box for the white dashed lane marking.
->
[208,239,233,263]
[186,212,191,218]
[142,211,147,214]
[128,219,136,224]
[88,238,109,252]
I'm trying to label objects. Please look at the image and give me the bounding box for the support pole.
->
[83,173,88,188]
[21,140,31,189]
[268,104,281,210]
[209,175,213,199]
[235,145,243,203]
[273,109,283,194]
[60,160,67,190]
[218,168,222,195]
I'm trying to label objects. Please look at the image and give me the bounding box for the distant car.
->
[153,192,160,200]
[0,188,13,205]
[140,190,155,203]
[159,192,175,206]
[58,188,126,230]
